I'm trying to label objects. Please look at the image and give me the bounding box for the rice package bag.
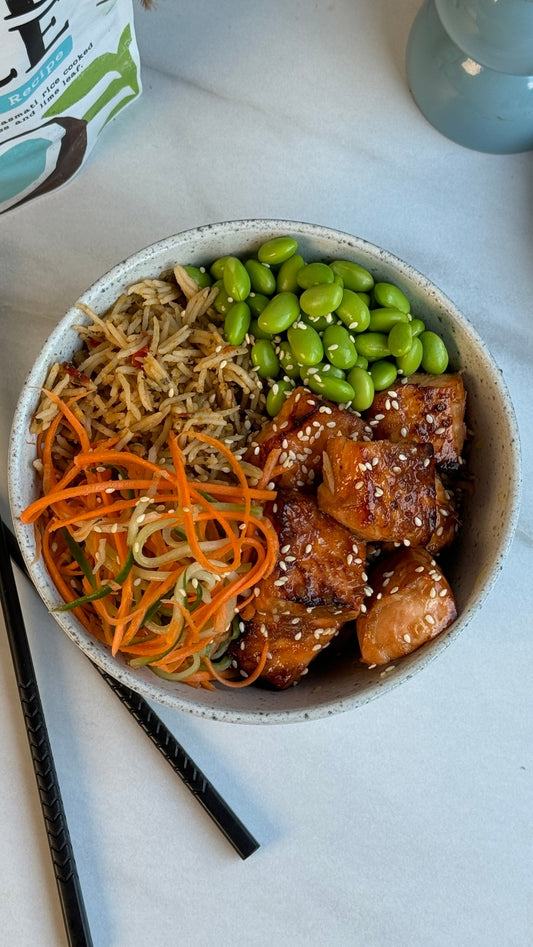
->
[0,0,142,214]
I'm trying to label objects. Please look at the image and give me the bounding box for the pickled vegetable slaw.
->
[21,391,279,689]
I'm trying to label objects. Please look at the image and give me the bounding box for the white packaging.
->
[0,0,142,213]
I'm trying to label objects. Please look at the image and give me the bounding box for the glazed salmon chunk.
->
[317,436,437,545]
[357,546,457,666]
[230,490,369,688]
[245,386,370,489]
[365,373,466,468]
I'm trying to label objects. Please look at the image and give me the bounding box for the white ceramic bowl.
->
[8,220,521,723]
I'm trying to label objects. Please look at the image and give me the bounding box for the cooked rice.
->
[30,265,267,481]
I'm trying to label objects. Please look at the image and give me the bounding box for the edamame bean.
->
[300,282,343,318]
[276,253,305,292]
[320,363,346,379]
[223,256,251,302]
[347,366,375,412]
[335,288,371,332]
[306,371,355,404]
[266,380,293,416]
[257,291,300,334]
[287,322,324,366]
[322,324,358,370]
[258,236,298,265]
[296,262,335,289]
[251,339,280,378]
[249,318,272,340]
[301,311,336,332]
[355,332,391,360]
[420,331,449,374]
[182,265,212,289]
[247,293,270,317]
[354,355,369,370]
[368,308,409,332]
[212,279,233,315]
[300,362,346,383]
[396,336,423,375]
[388,322,413,358]
[370,359,398,391]
[210,256,230,280]
[330,260,374,292]
[244,259,277,295]
[373,281,410,313]
[224,302,251,346]
[409,317,426,338]
[278,340,301,379]
[357,292,371,306]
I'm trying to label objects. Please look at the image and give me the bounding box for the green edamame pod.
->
[347,366,375,412]
[287,322,324,366]
[335,289,371,332]
[300,282,343,318]
[397,337,423,375]
[247,293,270,317]
[368,308,409,332]
[266,380,293,416]
[296,262,335,288]
[258,236,298,265]
[251,339,280,378]
[224,302,251,346]
[212,279,233,315]
[278,340,301,379]
[276,253,305,292]
[388,322,413,358]
[373,281,410,313]
[182,265,212,289]
[409,317,426,338]
[306,371,355,404]
[244,259,277,295]
[370,359,398,391]
[420,331,449,374]
[257,291,300,334]
[322,324,358,371]
[223,256,251,302]
[355,332,391,360]
[330,260,374,292]
[210,256,230,280]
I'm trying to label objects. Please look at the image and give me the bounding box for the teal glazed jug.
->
[406,0,533,153]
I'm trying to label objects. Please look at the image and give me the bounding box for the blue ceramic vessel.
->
[406,0,533,153]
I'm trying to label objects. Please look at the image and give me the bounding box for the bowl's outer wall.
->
[8,220,521,723]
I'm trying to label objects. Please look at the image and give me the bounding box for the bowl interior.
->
[8,220,521,723]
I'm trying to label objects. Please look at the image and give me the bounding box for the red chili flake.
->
[131,345,149,367]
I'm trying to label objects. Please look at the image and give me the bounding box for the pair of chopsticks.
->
[0,518,258,947]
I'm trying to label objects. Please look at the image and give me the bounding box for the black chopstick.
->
[4,521,259,861]
[0,518,93,947]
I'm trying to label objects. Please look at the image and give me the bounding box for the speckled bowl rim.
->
[8,219,522,724]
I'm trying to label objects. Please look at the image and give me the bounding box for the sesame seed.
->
[403,633,411,643]
[295,632,302,640]
[400,427,408,437]
[312,644,322,651]
[426,414,434,424]
[425,614,435,625]
[414,516,422,527]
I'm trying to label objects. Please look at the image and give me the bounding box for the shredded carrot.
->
[22,393,279,690]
